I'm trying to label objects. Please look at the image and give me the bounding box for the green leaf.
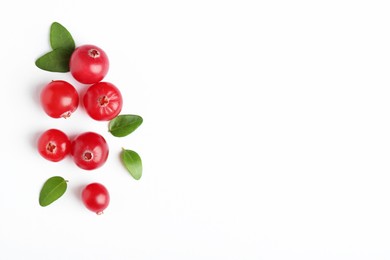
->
[50,22,75,51]
[39,176,68,207]
[109,115,143,137]
[121,149,142,180]
[35,48,73,72]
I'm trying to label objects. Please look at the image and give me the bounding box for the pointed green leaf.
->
[121,149,142,180]
[109,115,143,137]
[35,48,73,72]
[39,176,68,207]
[50,22,75,51]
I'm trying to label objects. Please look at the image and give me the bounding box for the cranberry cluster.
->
[37,44,123,214]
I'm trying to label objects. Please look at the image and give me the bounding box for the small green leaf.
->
[109,115,143,137]
[121,149,142,180]
[35,48,73,72]
[39,176,68,207]
[50,22,75,51]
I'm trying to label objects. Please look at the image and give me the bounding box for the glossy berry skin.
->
[70,44,109,84]
[83,82,123,121]
[37,129,71,162]
[81,183,110,214]
[40,80,79,118]
[71,132,109,170]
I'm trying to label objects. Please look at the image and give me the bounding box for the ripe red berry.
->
[83,82,123,121]
[81,183,110,214]
[40,80,79,118]
[71,132,109,170]
[69,44,109,84]
[37,129,71,162]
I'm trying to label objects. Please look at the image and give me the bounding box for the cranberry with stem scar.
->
[69,44,109,84]
[37,129,71,162]
[83,82,123,121]
[40,80,79,119]
[71,132,109,170]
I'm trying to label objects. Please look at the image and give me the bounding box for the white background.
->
[1,0,390,259]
